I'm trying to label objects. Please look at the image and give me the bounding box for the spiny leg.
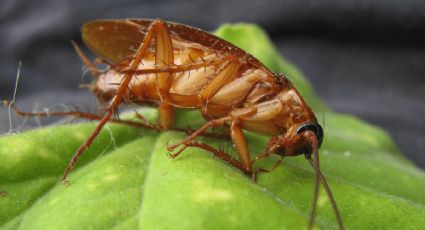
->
[119,52,238,130]
[74,30,236,132]
[74,51,238,85]
[61,19,163,183]
[207,124,231,139]
[135,109,229,140]
[119,55,236,75]
[198,60,239,106]
[165,55,240,154]
[251,156,284,182]
[4,99,166,131]
[71,40,101,77]
[170,118,262,176]
[154,19,175,129]
[158,99,174,129]
[227,119,287,180]
[168,141,247,173]
[167,116,231,151]
[230,120,252,173]
[5,100,231,141]
[249,137,287,181]
[133,111,163,130]
[143,23,235,131]
[136,110,229,140]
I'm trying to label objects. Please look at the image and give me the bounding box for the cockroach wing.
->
[82,19,266,69]
[82,20,146,63]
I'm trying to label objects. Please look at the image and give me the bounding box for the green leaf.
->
[1,23,424,230]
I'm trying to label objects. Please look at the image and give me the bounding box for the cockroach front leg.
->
[167,116,231,151]
[228,119,284,179]
[168,141,247,173]
[251,157,284,182]
[167,118,256,176]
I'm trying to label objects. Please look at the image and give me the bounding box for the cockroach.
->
[7,19,344,229]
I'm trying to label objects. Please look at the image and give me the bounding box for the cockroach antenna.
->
[305,131,344,230]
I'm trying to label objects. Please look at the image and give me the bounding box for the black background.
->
[1,0,424,168]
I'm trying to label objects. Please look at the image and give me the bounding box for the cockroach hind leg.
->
[59,20,161,182]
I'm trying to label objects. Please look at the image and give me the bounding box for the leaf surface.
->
[1,23,424,230]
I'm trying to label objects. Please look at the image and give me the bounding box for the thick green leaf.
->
[1,23,424,230]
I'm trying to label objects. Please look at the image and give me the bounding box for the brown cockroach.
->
[8,19,343,229]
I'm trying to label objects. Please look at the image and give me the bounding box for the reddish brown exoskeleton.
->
[8,19,343,229]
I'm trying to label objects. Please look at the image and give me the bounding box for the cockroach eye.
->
[296,123,324,147]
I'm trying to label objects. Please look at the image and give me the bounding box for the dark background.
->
[0,0,424,168]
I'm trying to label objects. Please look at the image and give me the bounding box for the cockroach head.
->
[268,122,323,157]
[296,123,323,147]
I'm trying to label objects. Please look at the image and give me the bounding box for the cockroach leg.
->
[169,141,247,173]
[95,58,114,66]
[207,125,231,139]
[71,41,101,77]
[61,19,164,183]
[158,102,174,129]
[133,111,149,123]
[198,60,240,105]
[168,118,256,175]
[151,18,176,130]
[172,126,230,140]
[119,55,236,75]
[167,116,231,151]
[230,120,252,172]
[6,99,172,132]
[254,149,272,162]
[251,156,284,182]
[133,111,163,130]
[6,100,234,141]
